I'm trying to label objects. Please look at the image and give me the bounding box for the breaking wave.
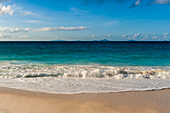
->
[0,62,169,79]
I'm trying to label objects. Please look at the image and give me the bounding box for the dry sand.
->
[0,87,169,113]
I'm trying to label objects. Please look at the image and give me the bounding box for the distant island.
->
[100,39,110,41]
[128,40,136,41]
[50,39,169,42]
[52,39,110,41]
[92,39,110,41]
[51,40,66,41]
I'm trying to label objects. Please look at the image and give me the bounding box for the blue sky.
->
[0,0,170,41]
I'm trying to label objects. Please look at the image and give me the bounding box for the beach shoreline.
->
[0,77,170,94]
[0,87,170,113]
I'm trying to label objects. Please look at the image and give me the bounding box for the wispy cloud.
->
[129,0,141,8]
[129,0,170,8]
[0,0,10,3]
[0,33,29,39]
[153,0,170,4]
[103,21,119,26]
[34,26,90,32]
[83,0,126,6]
[83,0,170,8]
[23,20,42,23]
[91,35,96,38]
[70,7,89,16]
[122,33,170,41]
[105,34,113,37]
[0,27,30,33]
[20,11,32,16]
[0,26,90,33]
[164,33,169,35]
[19,35,30,38]
[0,33,11,38]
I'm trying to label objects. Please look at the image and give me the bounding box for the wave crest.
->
[0,63,169,79]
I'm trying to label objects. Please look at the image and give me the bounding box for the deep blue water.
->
[0,41,169,66]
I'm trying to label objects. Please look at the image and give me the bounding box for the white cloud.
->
[121,35,127,38]
[134,33,140,37]
[135,0,141,6]
[154,0,170,4]
[83,0,170,8]
[21,11,32,16]
[11,4,33,17]
[164,33,169,35]
[152,35,158,40]
[70,7,89,17]
[131,33,141,39]
[55,36,65,41]
[24,20,41,23]
[0,33,11,38]
[34,26,89,32]
[91,35,96,38]
[129,0,170,8]
[0,0,10,3]
[19,35,30,38]
[0,27,30,33]
[0,4,14,16]
[129,0,141,8]
[103,21,119,26]
[106,34,113,37]
[122,33,170,41]
[0,26,90,33]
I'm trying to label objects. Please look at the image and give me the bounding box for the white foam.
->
[0,63,169,94]
[0,77,169,94]
[0,63,169,79]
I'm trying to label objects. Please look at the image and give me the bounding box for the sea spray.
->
[0,63,169,79]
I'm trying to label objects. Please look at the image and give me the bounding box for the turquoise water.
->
[0,41,169,66]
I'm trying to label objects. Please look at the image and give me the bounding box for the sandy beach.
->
[0,87,169,113]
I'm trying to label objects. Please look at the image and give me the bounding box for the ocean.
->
[0,41,169,66]
[0,41,170,94]
[0,41,169,79]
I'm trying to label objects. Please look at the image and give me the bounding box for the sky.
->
[0,0,170,41]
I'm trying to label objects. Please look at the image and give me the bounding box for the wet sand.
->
[0,87,170,113]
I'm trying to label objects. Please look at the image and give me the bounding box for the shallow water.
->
[0,41,169,66]
[0,78,170,94]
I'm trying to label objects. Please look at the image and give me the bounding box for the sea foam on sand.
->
[0,78,170,94]
[0,63,169,94]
